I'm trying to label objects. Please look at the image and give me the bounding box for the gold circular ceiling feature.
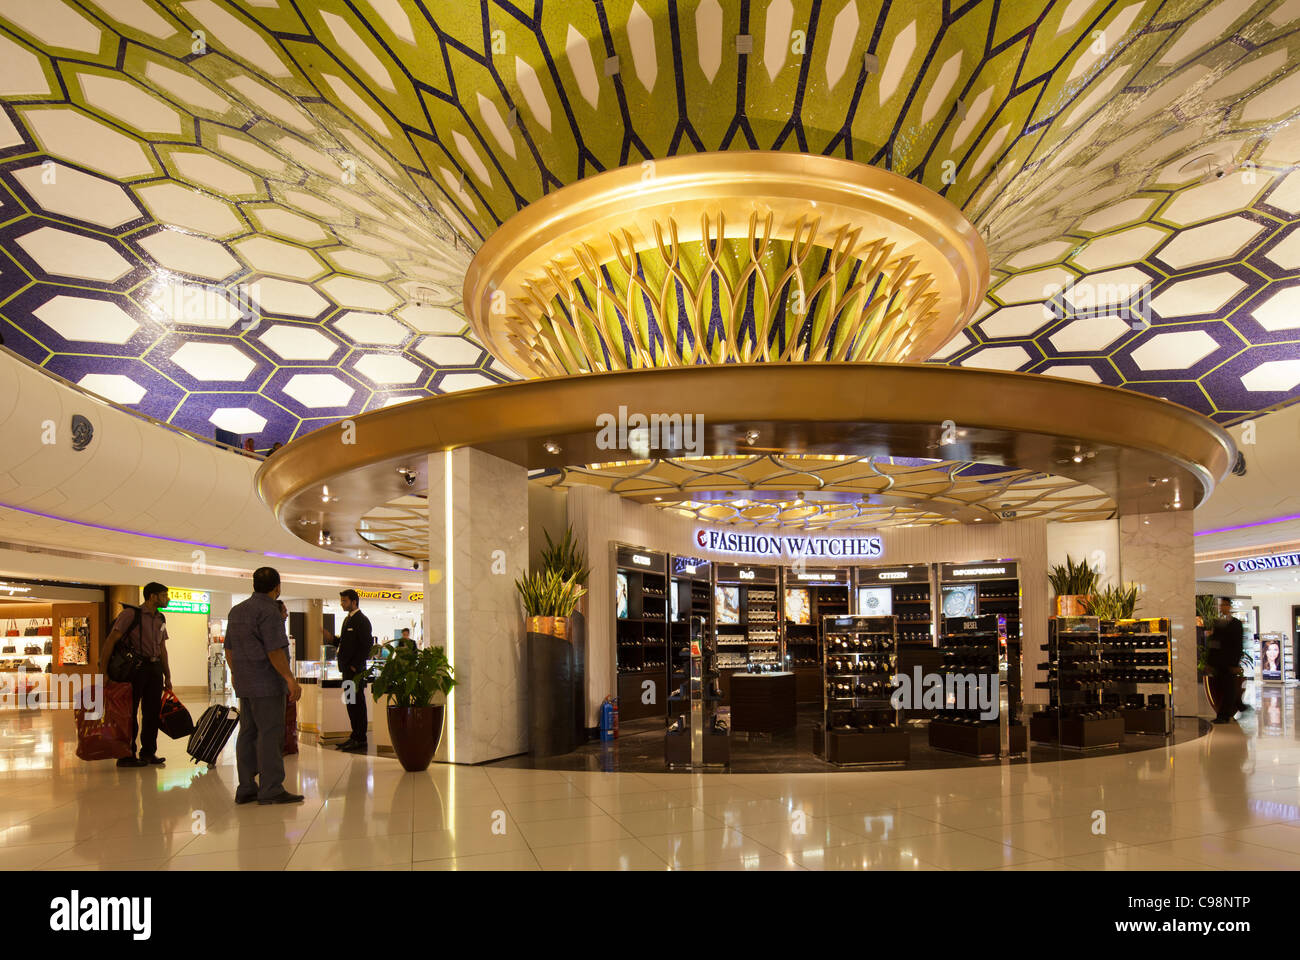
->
[464,153,988,378]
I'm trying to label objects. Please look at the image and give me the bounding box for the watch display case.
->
[1032,615,1124,749]
[1102,617,1173,735]
[816,614,908,765]
[927,614,1023,757]
[614,546,669,721]
[784,567,850,702]
[665,615,729,767]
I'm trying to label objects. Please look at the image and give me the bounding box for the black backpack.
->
[107,604,165,683]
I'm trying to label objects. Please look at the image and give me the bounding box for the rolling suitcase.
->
[187,704,239,766]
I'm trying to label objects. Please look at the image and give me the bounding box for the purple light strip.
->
[1195,513,1300,537]
[0,501,408,571]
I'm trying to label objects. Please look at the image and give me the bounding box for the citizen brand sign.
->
[694,529,883,559]
[1223,552,1300,573]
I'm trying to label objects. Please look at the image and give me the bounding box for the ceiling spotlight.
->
[653,496,662,501]
[543,440,561,455]
[744,430,759,445]
[1071,453,1084,464]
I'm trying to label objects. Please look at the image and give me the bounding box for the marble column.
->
[425,448,529,764]
[1119,511,1197,717]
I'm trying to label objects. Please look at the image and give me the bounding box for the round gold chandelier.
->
[464,152,989,378]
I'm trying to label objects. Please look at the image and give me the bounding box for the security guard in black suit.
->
[327,589,372,752]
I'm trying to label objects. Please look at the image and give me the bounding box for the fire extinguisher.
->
[600,696,619,741]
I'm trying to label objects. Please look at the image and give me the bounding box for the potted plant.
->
[1048,555,1100,616]
[539,527,589,586]
[515,569,587,639]
[1087,582,1140,620]
[360,641,456,772]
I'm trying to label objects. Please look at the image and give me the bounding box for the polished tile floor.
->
[1,685,1298,870]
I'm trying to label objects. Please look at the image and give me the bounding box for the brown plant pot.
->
[1055,595,1091,617]
[386,705,444,772]
[525,615,569,640]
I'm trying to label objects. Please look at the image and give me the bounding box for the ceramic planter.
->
[386,704,444,772]
[525,615,569,640]
[1055,595,1091,617]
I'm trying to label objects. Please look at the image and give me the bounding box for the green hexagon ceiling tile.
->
[0,0,1296,449]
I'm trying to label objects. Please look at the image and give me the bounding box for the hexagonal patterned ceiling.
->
[0,0,1296,448]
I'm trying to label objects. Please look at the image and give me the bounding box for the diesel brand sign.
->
[694,529,883,560]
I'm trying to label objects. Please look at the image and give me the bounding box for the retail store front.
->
[548,487,1192,773]
[0,577,104,711]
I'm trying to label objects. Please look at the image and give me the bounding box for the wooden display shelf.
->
[1123,707,1171,735]
[927,719,1002,757]
[1030,712,1123,748]
[815,725,910,764]
[665,730,730,766]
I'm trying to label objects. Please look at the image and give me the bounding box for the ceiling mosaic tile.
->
[0,0,1295,448]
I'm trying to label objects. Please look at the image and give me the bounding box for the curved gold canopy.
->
[464,153,989,378]
[257,364,1235,561]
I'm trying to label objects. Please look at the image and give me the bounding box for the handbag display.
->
[0,646,13,655]
[75,680,133,762]
[35,619,52,637]
[23,623,37,637]
[42,641,51,655]
[3,620,17,637]
[158,689,195,739]
[23,645,40,656]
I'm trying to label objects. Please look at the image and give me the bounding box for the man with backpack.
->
[99,582,173,768]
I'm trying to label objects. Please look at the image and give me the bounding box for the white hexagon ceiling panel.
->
[0,0,1296,450]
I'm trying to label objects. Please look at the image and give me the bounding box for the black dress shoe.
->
[140,755,165,765]
[116,757,145,768]
[235,793,258,805]
[334,739,359,751]
[341,741,368,753]
[258,791,305,805]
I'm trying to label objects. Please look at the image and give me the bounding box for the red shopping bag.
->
[75,680,133,761]
[282,697,298,756]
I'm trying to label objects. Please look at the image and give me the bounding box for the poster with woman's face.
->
[1262,639,1283,680]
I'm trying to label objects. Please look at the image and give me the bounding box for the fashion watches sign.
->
[1223,551,1300,573]
[694,529,883,560]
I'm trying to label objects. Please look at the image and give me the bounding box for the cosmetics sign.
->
[1223,551,1300,573]
[694,528,883,560]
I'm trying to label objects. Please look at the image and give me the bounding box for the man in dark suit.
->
[1208,597,1245,724]
[326,589,372,752]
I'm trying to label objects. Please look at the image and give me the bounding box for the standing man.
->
[224,567,303,804]
[100,582,173,768]
[325,589,371,753]
[1208,597,1245,724]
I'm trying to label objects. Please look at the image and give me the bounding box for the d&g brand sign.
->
[694,528,883,559]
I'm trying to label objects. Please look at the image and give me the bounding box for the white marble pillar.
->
[425,448,529,764]
[1119,511,1197,717]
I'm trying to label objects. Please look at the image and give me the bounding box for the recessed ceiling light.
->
[543,440,561,455]
[744,430,759,445]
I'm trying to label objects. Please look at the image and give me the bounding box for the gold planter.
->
[1055,595,1091,617]
[525,615,569,640]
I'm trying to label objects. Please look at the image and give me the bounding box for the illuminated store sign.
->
[1223,552,1300,573]
[950,566,1008,577]
[632,554,651,567]
[877,572,907,580]
[694,529,883,560]
[161,588,210,615]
